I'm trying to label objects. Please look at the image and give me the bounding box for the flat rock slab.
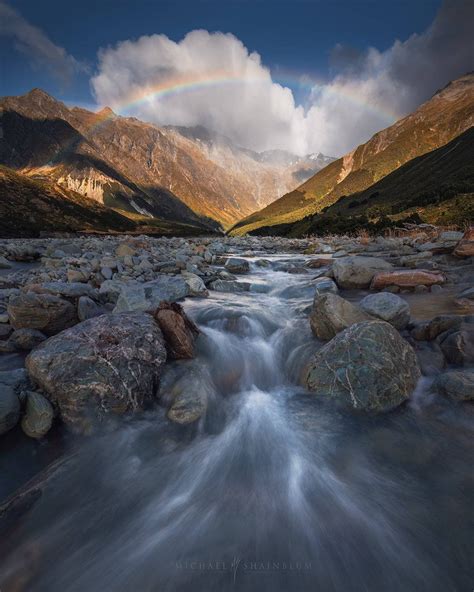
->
[371,270,445,290]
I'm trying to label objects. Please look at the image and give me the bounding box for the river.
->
[1,254,473,592]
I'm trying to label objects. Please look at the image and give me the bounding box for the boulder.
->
[371,270,445,290]
[116,242,137,258]
[310,293,372,341]
[0,369,29,435]
[224,257,250,274]
[0,324,13,340]
[181,272,209,297]
[26,313,167,434]
[7,292,78,336]
[453,227,474,258]
[210,280,251,293]
[0,256,12,269]
[359,292,410,329]
[312,277,338,297]
[114,276,189,313]
[154,302,199,359]
[305,321,420,412]
[161,365,212,425]
[306,257,333,269]
[411,315,469,341]
[8,328,47,350]
[99,280,127,303]
[333,256,393,289]
[434,369,474,402]
[25,281,99,300]
[77,296,104,322]
[66,269,89,283]
[21,391,54,438]
[439,326,474,366]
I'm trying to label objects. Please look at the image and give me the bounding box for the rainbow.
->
[90,69,399,130]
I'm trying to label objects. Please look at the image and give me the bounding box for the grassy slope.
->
[245,127,474,237]
[0,166,218,238]
[231,74,474,236]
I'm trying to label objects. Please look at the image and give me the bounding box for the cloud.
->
[305,0,474,155]
[0,1,87,85]
[92,30,308,154]
[91,0,473,157]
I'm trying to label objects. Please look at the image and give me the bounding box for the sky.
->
[1,0,473,156]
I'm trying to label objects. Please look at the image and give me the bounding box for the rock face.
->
[305,321,421,412]
[371,270,445,290]
[359,293,410,329]
[224,257,250,274]
[26,313,167,433]
[434,369,474,401]
[333,256,393,289]
[154,302,199,360]
[8,292,78,336]
[310,293,372,341]
[21,391,54,438]
[453,227,474,257]
[114,277,190,312]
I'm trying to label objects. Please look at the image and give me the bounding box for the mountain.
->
[0,165,222,238]
[231,72,474,235]
[0,165,136,237]
[0,90,333,229]
[247,126,474,236]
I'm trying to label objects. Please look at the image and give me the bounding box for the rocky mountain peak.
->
[96,106,116,119]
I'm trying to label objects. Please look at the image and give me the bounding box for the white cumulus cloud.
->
[92,30,308,154]
[91,0,473,157]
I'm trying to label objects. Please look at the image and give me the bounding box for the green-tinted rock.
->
[305,320,420,412]
[21,391,54,438]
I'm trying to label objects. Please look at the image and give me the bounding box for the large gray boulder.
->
[333,256,393,289]
[26,313,167,434]
[114,276,189,313]
[7,292,78,336]
[359,292,410,330]
[310,293,372,341]
[305,320,420,412]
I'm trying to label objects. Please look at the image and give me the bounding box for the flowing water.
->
[1,256,473,592]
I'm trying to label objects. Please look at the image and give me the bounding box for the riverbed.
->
[0,253,473,592]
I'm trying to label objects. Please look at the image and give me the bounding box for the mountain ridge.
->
[231,72,474,235]
[0,89,334,229]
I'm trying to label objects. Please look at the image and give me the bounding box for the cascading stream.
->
[1,256,472,592]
